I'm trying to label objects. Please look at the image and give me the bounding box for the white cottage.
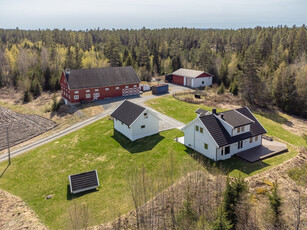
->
[111,100,160,141]
[181,107,267,161]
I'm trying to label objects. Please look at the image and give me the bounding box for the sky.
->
[0,0,306,30]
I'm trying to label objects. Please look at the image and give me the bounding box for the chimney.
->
[65,69,70,81]
[212,108,216,114]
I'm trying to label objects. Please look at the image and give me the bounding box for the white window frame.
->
[125,86,129,89]
[105,88,109,91]
[86,94,91,99]
[74,91,79,94]
[95,89,99,92]
[133,85,137,87]
[86,90,90,93]
[116,87,119,90]
[74,95,79,100]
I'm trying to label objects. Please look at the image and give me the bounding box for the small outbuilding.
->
[69,170,99,194]
[111,100,160,141]
[167,68,213,88]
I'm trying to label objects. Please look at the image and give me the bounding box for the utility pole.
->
[6,126,11,165]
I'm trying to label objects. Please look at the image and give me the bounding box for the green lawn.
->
[146,95,306,177]
[0,119,202,229]
[0,95,305,229]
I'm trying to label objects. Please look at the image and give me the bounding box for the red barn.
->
[60,66,141,104]
[167,68,213,88]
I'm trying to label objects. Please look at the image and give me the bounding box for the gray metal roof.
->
[171,68,212,78]
[111,100,145,126]
[66,66,140,90]
[217,110,254,128]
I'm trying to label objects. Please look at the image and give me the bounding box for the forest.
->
[0,26,306,117]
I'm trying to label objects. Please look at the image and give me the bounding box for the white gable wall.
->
[114,118,133,140]
[233,125,250,136]
[183,118,217,161]
[130,109,159,141]
[192,77,213,88]
[216,116,233,136]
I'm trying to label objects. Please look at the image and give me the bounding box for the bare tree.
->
[69,201,90,230]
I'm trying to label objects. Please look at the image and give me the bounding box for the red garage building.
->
[60,66,141,104]
[166,68,213,88]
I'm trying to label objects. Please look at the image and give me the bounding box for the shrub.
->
[217,82,225,94]
[23,89,32,103]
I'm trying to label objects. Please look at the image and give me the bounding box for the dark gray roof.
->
[236,107,267,137]
[111,100,145,126]
[67,66,140,89]
[199,107,266,147]
[195,108,208,115]
[217,110,254,128]
[69,170,99,194]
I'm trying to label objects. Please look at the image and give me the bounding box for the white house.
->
[111,100,160,141]
[181,107,267,161]
[167,68,213,88]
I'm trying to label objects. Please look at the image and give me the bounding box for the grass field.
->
[0,119,202,229]
[0,95,305,229]
[146,95,306,177]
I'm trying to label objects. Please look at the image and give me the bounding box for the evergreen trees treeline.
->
[0,26,306,117]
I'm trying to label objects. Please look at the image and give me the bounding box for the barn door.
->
[122,88,139,96]
[93,93,100,100]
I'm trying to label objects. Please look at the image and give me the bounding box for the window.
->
[95,89,99,92]
[116,87,119,90]
[238,141,243,149]
[250,137,253,143]
[241,126,245,132]
[74,91,79,94]
[125,86,129,88]
[105,88,109,91]
[202,81,204,84]
[141,125,145,129]
[134,85,137,87]
[86,94,91,98]
[221,148,224,155]
[74,95,79,100]
[237,127,240,133]
[86,90,90,93]
[225,146,230,154]
[195,126,199,131]
[255,136,258,141]
[204,143,208,149]
[200,127,203,133]
[144,113,148,118]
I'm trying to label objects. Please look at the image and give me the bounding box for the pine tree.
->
[74,46,83,69]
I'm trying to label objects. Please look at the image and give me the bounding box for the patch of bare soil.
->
[282,115,307,137]
[0,106,57,151]
[246,147,307,228]
[0,189,48,230]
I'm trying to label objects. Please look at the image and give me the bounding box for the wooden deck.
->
[235,139,288,163]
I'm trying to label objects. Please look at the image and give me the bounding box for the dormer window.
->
[237,127,240,133]
[241,126,245,132]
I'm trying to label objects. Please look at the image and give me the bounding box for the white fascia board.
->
[180,116,199,132]
[213,114,234,129]
[234,109,255,124]
[129,107,147,127]
[198,117,220,148]
[146,108,162,120]
[244,106,268,133]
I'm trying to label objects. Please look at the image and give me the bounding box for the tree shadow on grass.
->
[185,147,269,176]
[66,184,99,200]
[255,109,292,126]
[112,130,165,154]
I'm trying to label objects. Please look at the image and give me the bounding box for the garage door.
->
[186,78,192,87]
[122,88,139,96]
